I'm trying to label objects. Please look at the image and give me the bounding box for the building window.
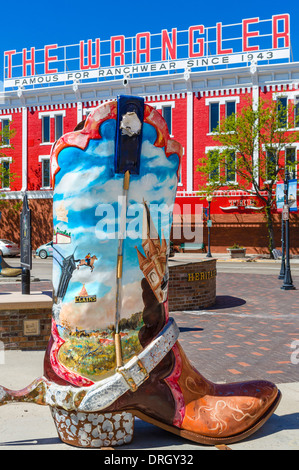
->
[150,101,175,135]
[225,151,236,182]
[39,156,51,189]
[42,116,50,143]
[208,150,220,181]
[39,111,66,144]
[266,150,277,181]
[162,106,172,134]
[210,102,219,132]
[1,119,10,146]
[0,116,12,147]
[1,160,11,189]
[276,96,287,128]
[226,101,236,119]
[286,147,296,179]
[55,114,63,141]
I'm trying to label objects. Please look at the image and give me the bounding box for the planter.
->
[227,248,246,258]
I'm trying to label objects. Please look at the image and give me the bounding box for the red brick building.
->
[0,14,298,253]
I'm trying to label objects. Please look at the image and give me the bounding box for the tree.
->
[197,96,299,257]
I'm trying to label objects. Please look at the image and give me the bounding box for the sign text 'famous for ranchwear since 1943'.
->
[3,14,290,89]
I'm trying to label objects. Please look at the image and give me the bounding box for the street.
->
[5,253,299,280]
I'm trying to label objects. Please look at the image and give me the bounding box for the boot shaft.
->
[48,97,182,386]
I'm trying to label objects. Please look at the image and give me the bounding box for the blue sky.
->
[1,0,298,77]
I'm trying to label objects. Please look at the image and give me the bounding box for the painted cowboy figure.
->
[0,96,281,448]
[85,253,91,266]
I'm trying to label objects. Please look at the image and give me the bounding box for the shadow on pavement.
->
[206,295,246,310]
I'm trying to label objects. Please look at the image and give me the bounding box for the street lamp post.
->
[281,168,295,290]
[278,208,285,280]
[206,195,213,258]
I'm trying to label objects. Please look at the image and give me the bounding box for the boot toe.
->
[182,379,279,440]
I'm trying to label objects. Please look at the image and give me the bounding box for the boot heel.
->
[51,408,134,448]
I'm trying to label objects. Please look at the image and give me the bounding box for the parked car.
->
[0,239,20,257]
[36,242,53,259]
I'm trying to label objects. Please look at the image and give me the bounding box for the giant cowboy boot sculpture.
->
[0,96,281,447]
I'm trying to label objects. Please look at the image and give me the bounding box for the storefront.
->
[0,13,298,252]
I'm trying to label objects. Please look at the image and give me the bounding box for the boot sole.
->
[130,389,282,446]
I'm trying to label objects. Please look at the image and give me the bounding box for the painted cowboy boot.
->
[0,97,281,448]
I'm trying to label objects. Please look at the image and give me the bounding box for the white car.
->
[0,239,20,257]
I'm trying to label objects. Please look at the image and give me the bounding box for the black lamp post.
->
[281,168,295,290]
[206,195,213,258]
[278,206,285,280]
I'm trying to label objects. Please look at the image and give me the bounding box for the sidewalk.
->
[171,251,299,263]
[0,258,298,450]
[0,351,298,450]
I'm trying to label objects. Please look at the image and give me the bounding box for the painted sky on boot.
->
[53,118,179,330]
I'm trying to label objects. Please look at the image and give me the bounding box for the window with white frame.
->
[162,105,172,135]
[39,156,51,188]
[0,157,12,189]
[266,149,277,181]
[0,116,12,147]
[276,96,288,128]
[150,101,175,136]
[55,114,63,141]
[225,151,236,183]
[226,101,236,119]
[208,149,220,181]
[206,96,240,134]
[42,116,50,143]
[39,110,66,144]
[209,102,219,133]
[285,147,297,179]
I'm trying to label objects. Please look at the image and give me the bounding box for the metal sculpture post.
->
[278,210,285,279]
[20,193,32,294]
[281,169,295,290]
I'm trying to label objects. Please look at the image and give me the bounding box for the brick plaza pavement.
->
[0,271,298,385]
[173,271,299,385]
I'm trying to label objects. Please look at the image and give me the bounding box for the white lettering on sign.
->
[4,14,290,88]
[229,199,254,207]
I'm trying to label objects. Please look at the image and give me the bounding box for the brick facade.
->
[0,61,299,254]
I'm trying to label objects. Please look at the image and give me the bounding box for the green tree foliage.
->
[197,96,299,256]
